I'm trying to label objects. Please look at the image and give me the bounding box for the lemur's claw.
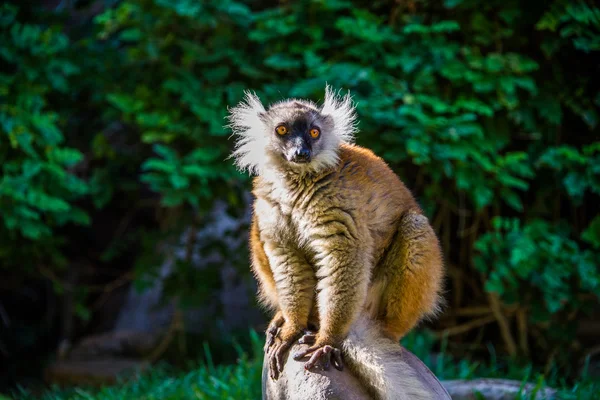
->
[297,330,317,345]
[264,314,285,353]
[293,343,344,371]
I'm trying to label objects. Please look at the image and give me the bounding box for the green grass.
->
[401,331,600,400]
[11,330,600,400]
[13,333,264,400]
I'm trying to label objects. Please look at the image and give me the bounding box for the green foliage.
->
[1,0,599,384]
[537,0,600,54]
[0,3,88,244]
[141,145,234,208]
[96,0,243,209]
[474,217,600,320]
[537,144,600,204]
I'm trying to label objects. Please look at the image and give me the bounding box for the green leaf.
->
[119,28,142,41]
[106,93,144,113]
[142,159,176,173]
[582,215,600,249]
[473,186,494,209]
[152,144,179,162]
[501,189,523,211]
[169,174,189,189]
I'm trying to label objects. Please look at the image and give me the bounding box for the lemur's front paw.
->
[264,312,285,353]
[292,336,343,371]
[267,323,303,380]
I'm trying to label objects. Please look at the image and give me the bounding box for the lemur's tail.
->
[342,316,435,400]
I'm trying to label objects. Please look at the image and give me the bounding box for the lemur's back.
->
[335,142,421,263]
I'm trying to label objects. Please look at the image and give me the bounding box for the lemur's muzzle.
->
[291,148,311,163]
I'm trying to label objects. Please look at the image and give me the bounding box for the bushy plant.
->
[1,0,598,383]
[0,3,88,268]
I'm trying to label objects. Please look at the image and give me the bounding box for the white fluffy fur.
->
[227,85,357,177]
[321,84,358,143]
[227,90,268,175]
[342,316,434,400]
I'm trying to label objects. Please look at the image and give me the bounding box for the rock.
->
[66,330,161,360]
[44,330,160,386]
[263,351,370,400]
[262,343,451,400]
[442,379,557,400]
[113,198,261,337]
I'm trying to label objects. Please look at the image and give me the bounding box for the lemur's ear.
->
[320,84,358,143]
[228,91,266,129]
[227,91,269,175]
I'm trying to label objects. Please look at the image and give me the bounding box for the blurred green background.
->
[1,0,599,398]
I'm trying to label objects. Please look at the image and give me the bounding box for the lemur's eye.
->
[310,128,320,139]
[276,125,288,135]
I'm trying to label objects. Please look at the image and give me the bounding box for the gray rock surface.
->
[262,343,451,400]
[442,379,557,399]
[113,198,259,336]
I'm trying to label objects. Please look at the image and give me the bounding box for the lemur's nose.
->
[295,148,311,162]
[296,148,310,161]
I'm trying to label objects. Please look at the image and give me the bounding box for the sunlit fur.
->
[342,316,435,400]
[231,87,444,400]
[228,85,357,177]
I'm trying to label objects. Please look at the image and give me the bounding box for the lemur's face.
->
[228,86,357,176]
[260,101,335,167]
